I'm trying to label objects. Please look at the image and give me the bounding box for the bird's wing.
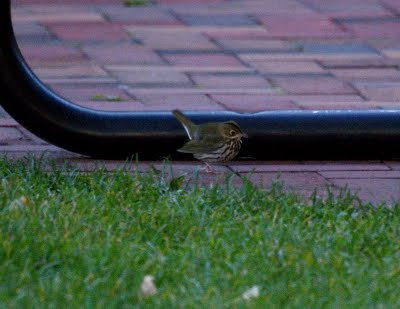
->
[177,138,225,154]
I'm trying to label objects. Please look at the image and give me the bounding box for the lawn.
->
[0,158,399,307]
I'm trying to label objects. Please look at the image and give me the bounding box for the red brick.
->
[63,159,202,173]
[171,0,313,15]
[126,29,219,50]
[0,119,19,127]
[257,15,350,38]
[19,45,86,65]
[290,95,364,103]
[17,127,48,145]
[44,77,117,86]
[302,0,383,6]
[319,58,400,68]
[329,178,400,205]
[290,95,364,102]
[272,77,356,95]
[251,61,325,74]
[75,101,145,111]
[15,0,119,3]
[229,161,389,173]
[241,0,314,14]
[238,52,382,62]
[296,102,384,110]
[216,39,293,51]
[13,11,104,23]
[243,172,331,197]
[112,70,191,85]
[34,64,107,78]
[132,94,225,111]
[210,94,299,112]
[203,29,271,40]
[82,44,165,65]
[13,21,50,36]
[355,82,400,101]
[105,64,254,73]
[320,170,400,179]
[0,128,24,143]
[127,88,277,95]
[382,0,400,14]
[191,74,272,88]
[164,54,245,67]
[325,10,393,19]
[381,49,400,59]
[331,68,400,81]
[0,151,81,161]
[374,102,400,109]
[98,6,180,24]
[0,144,62,152]
[45,22,130,41]
[152,162,230,174]
[135,105,225,112]
[384,161,400,170]
[366,38,400,50]
[13,4,97,13]
[51,86,132,101]
[344,22,400,39]
[156,0,223,3]
[306,2,393,18]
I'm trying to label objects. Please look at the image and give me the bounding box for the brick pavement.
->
[4,0,400,205]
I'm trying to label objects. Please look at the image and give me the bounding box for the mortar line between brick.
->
[15,126,36,144]
[166,7,188,27]
[288,99,305,110]
[380,2,400,17]
[345,81,369,101]
[208,95,232,111]
[383,161,395,170]
[295,0,321,13]
[204,93,228,111]
[226,164,244,179]
[197,25,264,74]
[149,51,200,96]
[97,64,137,101]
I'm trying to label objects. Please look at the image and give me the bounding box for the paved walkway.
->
[4,0,400,204]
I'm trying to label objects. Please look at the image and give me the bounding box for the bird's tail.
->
[172,109,196,140]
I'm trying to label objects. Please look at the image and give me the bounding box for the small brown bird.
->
[173,109,247,164]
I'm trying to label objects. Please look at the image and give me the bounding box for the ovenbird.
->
[173,109,247,162]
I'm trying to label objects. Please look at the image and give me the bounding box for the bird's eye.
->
[230,130,236,136]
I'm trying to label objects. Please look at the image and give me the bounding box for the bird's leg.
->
[201,162,215,173]
[205,162,213,173]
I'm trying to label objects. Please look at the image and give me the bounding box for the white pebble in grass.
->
[19,196,28,205]
[241,286,260,300]
[140,275,157,297]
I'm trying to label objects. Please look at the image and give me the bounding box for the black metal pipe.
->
[1,0,400,159]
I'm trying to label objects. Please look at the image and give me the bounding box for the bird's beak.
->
[242,132,248,138]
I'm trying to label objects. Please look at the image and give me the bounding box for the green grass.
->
[0,158,399,307]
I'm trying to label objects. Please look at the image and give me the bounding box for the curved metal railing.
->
[1,0,400,159]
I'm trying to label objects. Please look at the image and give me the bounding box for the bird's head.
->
[221,121,248,139]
